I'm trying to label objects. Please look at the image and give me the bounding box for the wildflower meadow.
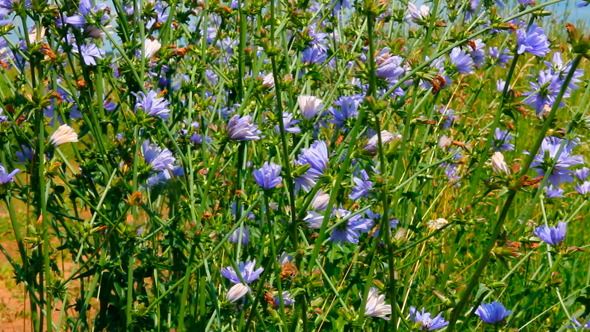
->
[1,0,590,330]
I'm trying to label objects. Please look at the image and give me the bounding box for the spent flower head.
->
[49,124,78,147]
[297,95,323,120]
[364,287,391,320]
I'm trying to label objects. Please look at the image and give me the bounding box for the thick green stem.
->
[35,107,52,331]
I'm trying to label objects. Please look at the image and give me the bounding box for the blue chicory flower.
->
[545,185,564,198]
[134,90,170,120]
[475,301,512,324]
[488,47,513,68]
[349,169,373,201]
[575,181,590,195]
[469,39,486,67]
[408,307,449,330]
[273,291,296,307]
[295,140,329,192]
[517,24,550,57]
[142,140,176,172]
[363,130,396,154]
[226,114,261,141]
[444,163,461,184]
[146,164,183,187]
[0,164,20,184]
[221,260,264,284]
[297,95,323,120]
[492,128,515,152]
[544,52,584,91]
[307,24,328,51]
[367,209,400,238]
[531,136,584,186]
[228,225,250,246]
[523,70,568,115]
[301,46,327,64]
[72,43,105,66]
[276,112,301,134]
[375,48,405,81]
[439,106,456,129]
[449,47,474,75]
[406,2,429,24]
[252,162,282,189]
[364,287,392,320]
[533,222,567,245]
[329,208,374,245]
[575,167,589,181]
[16,145,34,164]
[146,1,169,29]
[329,95,364,128]
[571,315,590,329]
[496,79,506,92]
[0,107,8,122]
[64,0,109,27]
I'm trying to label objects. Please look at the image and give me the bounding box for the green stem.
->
[264,193,287,327]
[126,242,135,329]
[358,3,397,329]
[269,0,299,250]
[467,51,520,199]
[36,107,52,331]
[198,141,228,217]
[424,0,439,49]
[237,0,246,100]
[5,196,39,329]
[178,244,197,330]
